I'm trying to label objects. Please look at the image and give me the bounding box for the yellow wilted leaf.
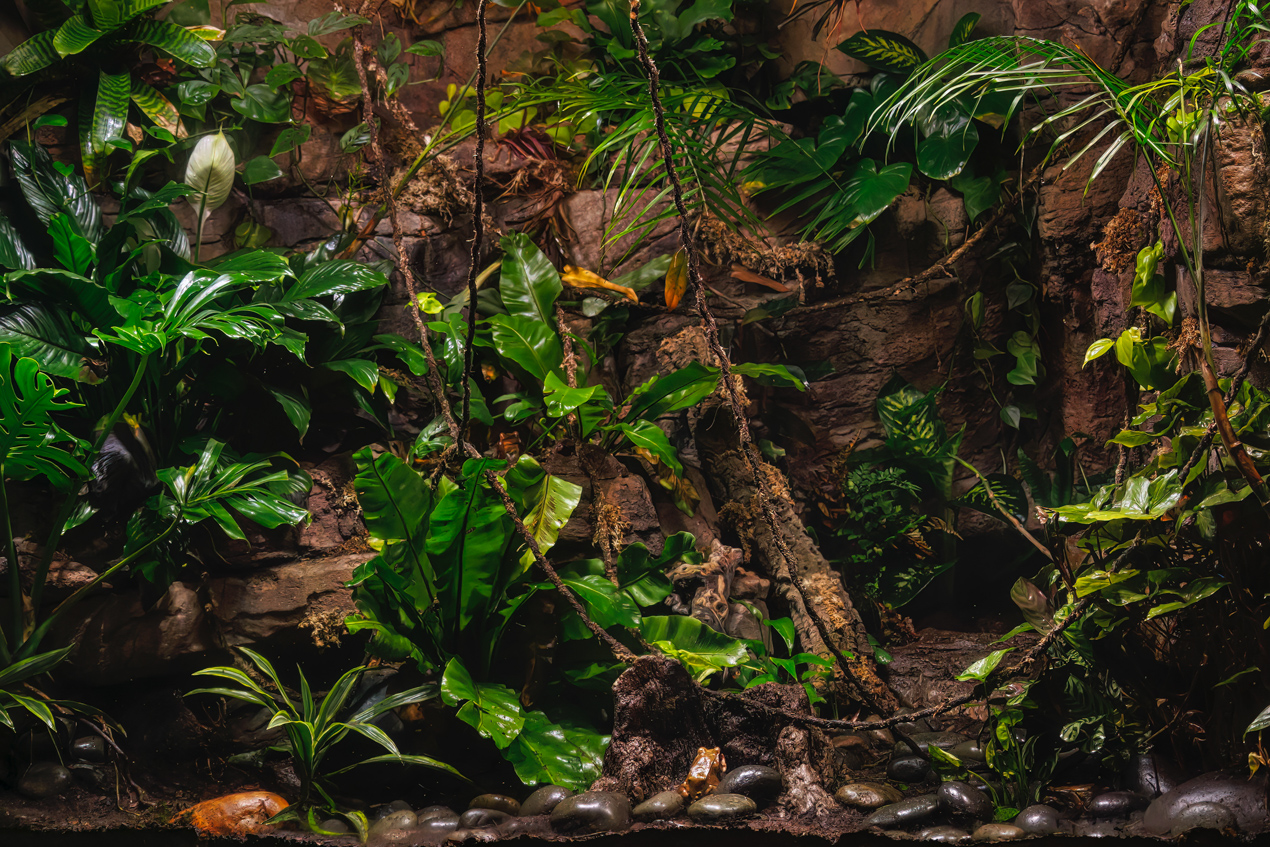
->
[562,265,637,303]
[664,249,687,311]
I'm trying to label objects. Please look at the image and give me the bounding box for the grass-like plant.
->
[189,648,462,816]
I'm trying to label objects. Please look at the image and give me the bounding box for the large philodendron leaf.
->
[505,455,582,569]
[839,158,913,227]
[0,303,98,382]
[504,709,609,791]
[499,233,561,326]
[5,268,118,330]
[9,141,103,242]
[640,615,749,681]
[488,313,563,383]
[440,658,525,749]
[0,343,87,484]
[289,260,390,300]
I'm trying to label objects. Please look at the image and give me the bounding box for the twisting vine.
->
[458,0,491,442]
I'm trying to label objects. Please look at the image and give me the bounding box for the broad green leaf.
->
[542,372,601,417]
[352,446,430,544]
[405,40,444,57]
[504,710,608,791]
[325,359,379,393]
[242,155,285,185]
[488,313,563,382]
[499,233,562,325]
[0,344,87,484]
[731,362,808,390]
[623,361,719,422]
[231,84,293,123]
[505,455,582,567]
[1083,338,1114,365]
[561,574,640,628]
[48,214,95,276]
[440,658,524,749]
[9,141,102,240]
[80,70,131,185]
[835,29,927,73]
[955,648,1011,682]
[267,386,310,439]
[269,124,311,156]
[840,158,913,227]
[290,261,389,300]
[265,63,304,91]
[917,120,979,180]
[1246,703,1270,735]
[640,615,748,679]
[131,79,184,137]
[949,12,981,48]
[0,215,35,272]
[614,420,682,476]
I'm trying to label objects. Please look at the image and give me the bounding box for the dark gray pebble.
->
[1168,802,1238,836]
[633,789,685,821]
[369,810,418,838]
[937,781,993,818]
[1012,804,1060,834]
[71,736,107,763]
[916,825,970,843]
[18,762,73,800]
[520,785,572,816]
[1088,790,1146,818]
[460,808,510,828]
[550,791,631,833]
[863,795,941,828]
[715,764,783,805]
[687,793,758,823]
[1144,771,1269,834]
[889,755,933,782]
[469,793,520,815]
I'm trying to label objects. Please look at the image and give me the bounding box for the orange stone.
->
[183,791,290,837]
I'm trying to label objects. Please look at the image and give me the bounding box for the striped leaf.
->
[53,14,106,57]
[948,13,980,49]
[125,19,217,67]
[131,79,186,138]
[1,32,60,77]
[835,29,927,74]
[88,0,166,30]
[79,71,130,187]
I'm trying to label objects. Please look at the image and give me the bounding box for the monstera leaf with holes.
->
[2,0,220,184]
[0,343,87,486]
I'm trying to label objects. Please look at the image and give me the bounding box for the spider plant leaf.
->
[347,721,400,755]
[236,647,295,713]
[835,29,927,74]
[329,753,466,779]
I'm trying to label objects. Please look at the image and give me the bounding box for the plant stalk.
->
[1,469,19,661]
[29,354,153,620]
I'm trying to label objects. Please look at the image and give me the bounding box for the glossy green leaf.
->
[130,79,184,137]
[0,343,87,484]
[918,120,979,180]
[499,232,561,325]
[352,446,429,544]
[640,615,748,680]
[231,84,292,123]
[840,158,913,226]
[505,455,582,567]
[623,361,719,423]
[488,313,563,382]
[405,40,444,57]
[440,658,524,749]
[290,261,389,300]
[428,461,514,632]
[269,125,311,157]
[242,155,285,185]
[949,12,981,48]
[955,648,1011,682]
[614,420,682,476]
[2,31,59,76]
[9,141,102,240]
[0,216,34,272]
[731,362,808,390]
[561,573,640,628]
[267,386,310,439]
[0,303,97,383]
[504,710,608,791]
[265,63,304,90]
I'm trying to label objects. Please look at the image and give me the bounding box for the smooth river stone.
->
[916,825,970,843]
[895,732,969,756]
[550,791,631,833]
[1168,801,1239,835]
[1012,804,1061,834]
[715,764,783,805]
[1143,771,1270,834]
[972,823,1025,841]
[633,789,685,821]
[835,782,903,809]
[459,808,510,828]
[1088,790,1146,818]
[949,740,986,762]
[1124,752,1183,798]
[469,793,520,815]
[687,793,758,823]
[368,810,418,839]
[863,795,941,828]
[318,818,351,834]
[937,781,993,818]
[419,806,458,823]
[17,763,73,799]
[419,815,461,836]
[889,755,934,782]
[520,785,572,816]
[71,736,107,763]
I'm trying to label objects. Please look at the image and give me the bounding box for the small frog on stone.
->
[676,747,726,802]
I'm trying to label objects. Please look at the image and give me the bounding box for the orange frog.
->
[676,746,726,801]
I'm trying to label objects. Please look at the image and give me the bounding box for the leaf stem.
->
[1,468,19,662]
